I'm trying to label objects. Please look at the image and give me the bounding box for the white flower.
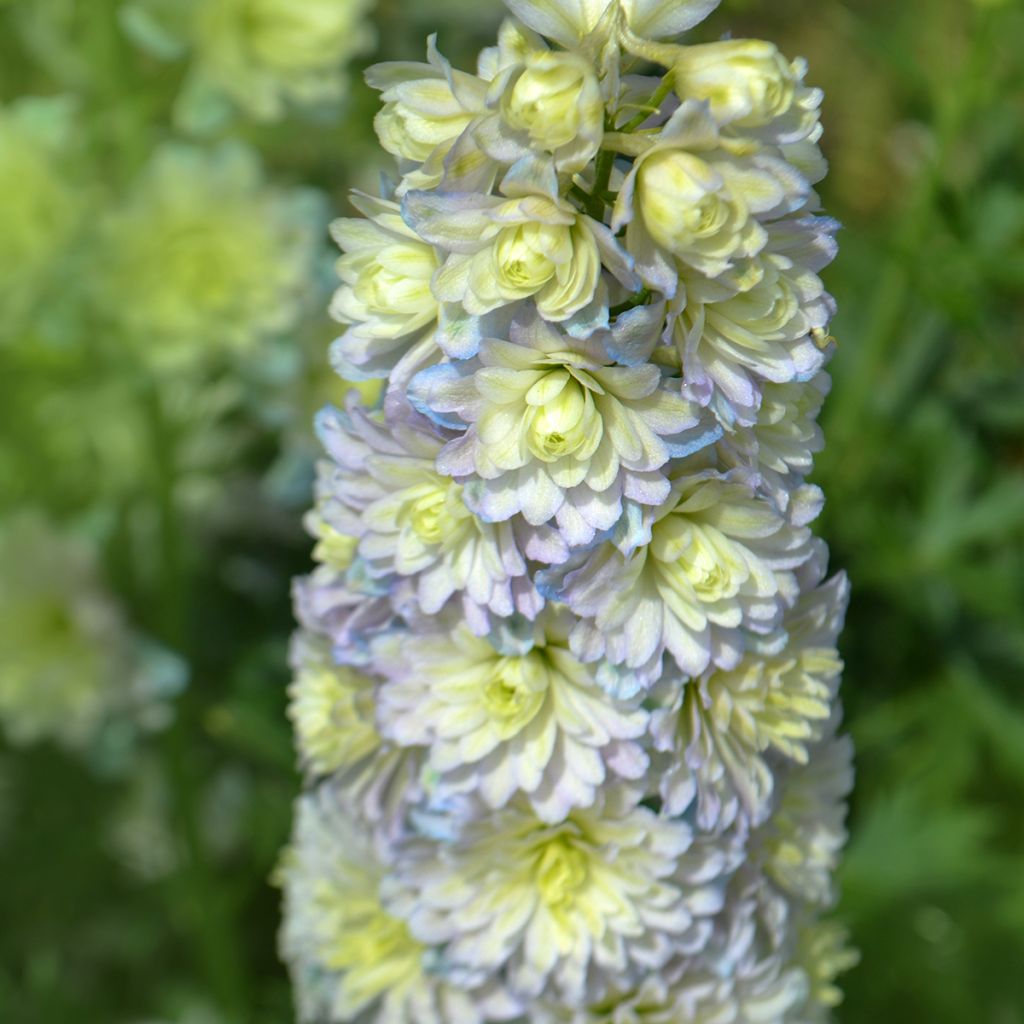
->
[367,37,489,188]
[543,473,821,681]
[672,39,823,144]
[288,632,381,777]
[284,0,853,1018]
[374,610,648,821]
[716,374,830,512]
[501,51,601,156]
[612,102,812,294]
[287,632,421,842]
[754,731,853,907]
[0,514,183,751]
[475,27,605,174]
[504,0,722,50]
[535,948,809,1023]
[403,166,636,339]
[329,192,441,378]
[184,0,375,124]
[314,399,566,633]
[411,314,715,547]
[392,788,729,1001]
[789,920,859,1023]
[93,142,323,361]
[671,218,837,426]
[649,574,848,831]
[280,789,520,1024]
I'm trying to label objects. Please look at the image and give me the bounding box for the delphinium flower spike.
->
[280,2,857,1020]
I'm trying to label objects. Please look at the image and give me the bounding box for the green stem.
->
[144,382,248,1019]
[618,74,675,134]
[609,287,652,318]
[579,75,675,220]
[585,147,616,220]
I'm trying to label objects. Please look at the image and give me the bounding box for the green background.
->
[1,0,1022,1021]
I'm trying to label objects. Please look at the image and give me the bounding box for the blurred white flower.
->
[0,514,184,752]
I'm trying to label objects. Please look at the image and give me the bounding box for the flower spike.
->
[281,3,855,1021]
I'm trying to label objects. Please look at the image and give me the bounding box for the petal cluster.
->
[0,515,184,751]
[281,1,854,1021]
[123,0,375,128]
[92,142,324,362]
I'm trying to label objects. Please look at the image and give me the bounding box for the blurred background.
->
[0,0,1022,1021]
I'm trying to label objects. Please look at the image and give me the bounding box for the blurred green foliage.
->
[0,0,1022,1022]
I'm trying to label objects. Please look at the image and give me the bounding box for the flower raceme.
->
[281,1,856,1022]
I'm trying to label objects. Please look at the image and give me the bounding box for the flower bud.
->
[636,149,766,270]
[499,50,603,168]
[673,39,822,143]
[331,208,439,342]
[376,79,478,162]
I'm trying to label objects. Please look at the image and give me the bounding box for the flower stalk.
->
[281,2,856,1020]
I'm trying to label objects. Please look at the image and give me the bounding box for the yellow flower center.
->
[404,482,469,544]
[536,837,590,910]
[495,222,562,291]
[483,654,547,735]
[526,376,593,462]
[503,54,591,151]
[409,491,447,544]
[652,511,749,605]
[638,150,737,255]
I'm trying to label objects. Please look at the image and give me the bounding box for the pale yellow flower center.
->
[483,654,547,732]
[638,150,735,255]
[293,663,380,774]
[652,511,748,605]
[494,222,561,291]
[312,525,358,570]
[678,528,737,602]
[358,262,432,316]
[503,55,591,151]
[525,374,592,462]
[409,491,447,544]
[320,894,425,1010]
[535,837,590,910]
[405,482,469,544]
[693,194,729,236]
[328,908,416,970]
